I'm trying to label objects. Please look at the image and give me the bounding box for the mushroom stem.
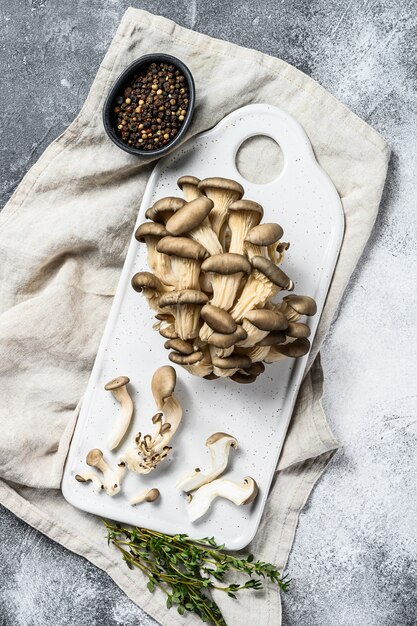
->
[104,376,133,450]
[129,487,160,506]
[75,472,103,494]
[187,476,258,522]
[86,449,125,496]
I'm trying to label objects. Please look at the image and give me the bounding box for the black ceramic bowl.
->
[103,53,195,157]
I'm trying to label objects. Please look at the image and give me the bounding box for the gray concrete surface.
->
[1,1,416,625]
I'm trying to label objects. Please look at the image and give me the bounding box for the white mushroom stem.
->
[177,433,238,492]
[237,345,271,362]
[244,241,268,260]
[187,476,258,522]
[105,377,134,450]
[152,395,182,453]
[75,472,103,494]
[86,449,126,496]
[237,319,269,348]
[230,273,279,321]
[129,487,160,506]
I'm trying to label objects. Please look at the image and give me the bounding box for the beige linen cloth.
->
[0,8,389,626]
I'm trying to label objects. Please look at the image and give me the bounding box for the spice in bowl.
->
[113,62,190,151]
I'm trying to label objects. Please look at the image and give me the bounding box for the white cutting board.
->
[62,104,344,550]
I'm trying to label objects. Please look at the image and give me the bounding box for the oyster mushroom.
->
[159,323,178,339]
[177,432,238,492]
[198,177,244,238]
[270,241,290,265]
[131,272,173,311]
[129,487,160,506]
[208,325,247,359]
[201,253,251,312]
[169,350,203,365]
[84,449,126,496]
[200,303,237,335]
[151,364,176,410]
[211,351,251,378]
[157,236,208,290]
[177,175,202,201]
[104,375,134,450]
[228,199,264,255]
[135,222,174,284]
[165,196,223,256]
[145,197,185,224]
[181,345,213,378]
[75,473,103,494]
[286,322,311,338]
[230,256,293,322]
[280,294,317,322]
[187,476,258,522]
[237,309,288,348]
[164,338,195,355]
[236,345,271,363]
[264,337,311,362]
[230,371,257,384]
[257,330,287,346]
[159,289,208,341]
[244,223,284,260]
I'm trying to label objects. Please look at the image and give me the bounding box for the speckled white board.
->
[62,104,344,549]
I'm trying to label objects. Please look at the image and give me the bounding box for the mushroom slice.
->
[75,472,103,494]
[166,196,223,256]
[104,375,134,450]
[280,294,317,322]
[177,175,203,201]
[135,222,174,284]
[230,256,293,322]
[131,272,173,311]
[201,253,251,313]
[264,337,311,362]
[145,197,185,224]
[159,289,208,341]
[86,449,126,496]
[187,476,258,522]
[238,309,288,348]
[198,177,244,238]
[200,304,237,335]
[228,200,264,255]
[151,365,176,410]
[244,223,284,260]
[157,236,208,291]
[129,487,160,506]
[177,432,238,493]
[286,322,311,338]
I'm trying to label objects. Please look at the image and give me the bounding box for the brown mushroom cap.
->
[244,309,288,332]
[201,304,237,334]
[241,477,259,505]
[164,338,194,354]
[251,256,293,290]
[159,324,178,339]
[286,322,311,338]
[208,326,247,349]
[131,272,165,293]
[177,175,201,189]
[206,432,238,446]
[86,448,103,467]
[201,253,251,276]
[169,350,203,365]
[145,488,160,502]
[257,331,287,346]
[211,354,251,369]
[245,223,284,246]
[198,177,244,197]
[204,372,219,380]
[145,197,185,223]
[157,236,208,260]
[135,222,168,242]
[159,289,209,308]
[230,371,257,384]
[276,337,311,357]
[165,197,214,235]
[104,376,130,391]
[283,295,317,316]
[246,361,265,376]
[229,199,264,221]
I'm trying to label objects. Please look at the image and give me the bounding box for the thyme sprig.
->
[104,520,290,625]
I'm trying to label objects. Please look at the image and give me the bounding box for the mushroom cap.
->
[145,488,160,502]
[283,294,317,316]
[201,253,251,276]
[151,365,176,408]
[246,361,265,376]
[277,337,311,357]
[198,177,244,197]
[244,309,288,332]
[201,304,237,334]
[86,448,104,467]
[177,175,201,190]
[164,338,194,355]
[145,197,185,222]
[131,272,165,293]
[205,432,238,447]
[169,350,203,365]
[229,199,264,221]
[208,326,247,348]
[257,331,287,346]
[245,223,284,246]
[104,376,130,391]
[211,354,251,369]
[156,236,208,260]
[159,324,178,339]
[230,371,257,384]
[159,289,209,308]
[241,477,259,504]
[135,222,168,242]
[204,373,219,380]
[165,197,214,235]
[251,256,293,290]
[286,322,311,338]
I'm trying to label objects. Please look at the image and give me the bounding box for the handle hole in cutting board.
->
[235,135,284,184]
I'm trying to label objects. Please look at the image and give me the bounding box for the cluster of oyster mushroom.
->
[132,175,317,383]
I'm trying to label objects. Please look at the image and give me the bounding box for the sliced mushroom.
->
[166,196,223,256]
[177,432,238,492]
[244,223,284,260]
[135,222,174,284]
[280,294,317,322]
[145,197,185,224]
[177,175,203,201]
[264,337,311,362]
[85,449,125,496]
[198,177,244,238]
[75,472,103,494]
[237,309,288,348]
[228,199,264,255]
[157,236,207,291]
[129,487,160,506]
[187,476,258,522]
[230,256,293,321]
[131,272,173,311]
[104,376,134,450]
[159,289,208,340]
